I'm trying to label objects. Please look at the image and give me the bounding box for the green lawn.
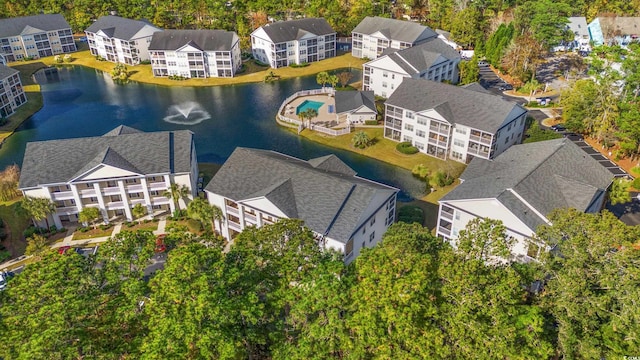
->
[0,198,33,257]
[299,127,466,176]
[122,222,158,232]
[72,227,114,240]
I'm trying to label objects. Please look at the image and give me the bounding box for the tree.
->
[523,121,562,143]
[501,33,547,83]
[163,183,190,212]
[458,56,480,85]
[449,6,484,49]
[187,197,215,232]
[132,203,147,223]
[21,196,56,230]
[609,178,631,205]
[337,71,353,87]
[24,234,52,259]
[78,206,101,229]
[328,74,339,88]
[351,130,371,149]
[298,108,318,127]
[514,0,572,48]
[316,71,330,88]
[111,62,130,82]
[537,209,640,359]
[485,23,515,68]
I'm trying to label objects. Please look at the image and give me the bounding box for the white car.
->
[0,272,7,291]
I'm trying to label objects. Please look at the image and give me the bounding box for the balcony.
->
[127,184,144,192]
[102,186,120,196]
[228,220,241,231]
[438,226,451,237]
[428,137,448,148]
[50,191,74,200]
[130,198,146,206]
[79,188,96,197]
[244,213,257,223]
[106,201,124,210]
[468,145,490,157]
[81,200,99,207]
[56,206,78,215]
[440,210,453,221]
[226,205,239,216]
[469,134,492,145]
[152,196,170,205]
[148,182,167,190]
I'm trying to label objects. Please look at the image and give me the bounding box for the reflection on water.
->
[0,66,425,199]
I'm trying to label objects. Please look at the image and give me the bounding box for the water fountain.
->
[163,101,211,125]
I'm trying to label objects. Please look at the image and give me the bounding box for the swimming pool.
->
[296,100,324,115]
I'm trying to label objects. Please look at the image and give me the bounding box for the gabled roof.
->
[0,14,72,39]
[376,38,461,74]
[149,30,239,51]
[335,91,376,114]
[460,82,492,94]
[255,18,335,44]
[567,17,589,38]
[205,148,398,243]
[19,126,194,188]
[0,65,19,80]
[441,139,614,231]
[352,17,437,44]
[85,16,161,41]
[386,78,526,132]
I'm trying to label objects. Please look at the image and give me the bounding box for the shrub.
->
[168,75,187,81]
[412,164,430,180]
[99,224,112,231]
[433,171,455,187]
[0,250,10,263]
[23,226,46,238]
[58,227,66,233]
[54,55,63,63]
[95,55,106,61]
[364,120,378,125]
[78,227,90,233]
[125,222,135,228]
[139,59,151,65]
[49,225,57,233]
[396,142,419,154]
[63,54,72,63]
[397,206,424,224]
[186,219,202,233]
[290,62,309,68]
[254,60,269,67]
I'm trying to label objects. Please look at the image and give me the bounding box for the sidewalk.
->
[0,219,168,271]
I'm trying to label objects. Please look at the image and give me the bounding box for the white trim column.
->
[118,180,133,221]
[44,186,63,229]
[164,175,176,213]
[140,177,154,217]
[93,183,109,223]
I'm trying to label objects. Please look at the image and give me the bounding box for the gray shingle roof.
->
[352,17,437,44]
[441,138,614,231]
[257,18,335,44]
[386,78,526,132]
[149,30,238,51]
[0,65,19,79]
[381,38,460,74]
[205,148,397,243]
[19,126,194,189]
[0,14,71,39]
[335,90,376,114]
[85,16,160,40]
[594,16,640,36]
[567,17,589,38]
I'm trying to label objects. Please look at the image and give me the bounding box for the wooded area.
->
[0,213,638,359]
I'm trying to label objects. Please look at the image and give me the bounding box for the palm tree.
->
[211,204,224,235]
[163,183,190,212]
[328,74,339,88]
[78,207,101,229]
[352,131,371,149]
[21,196,56,230]
[298,108,319,127]
[132,203,147,223]
[316,71,330,88]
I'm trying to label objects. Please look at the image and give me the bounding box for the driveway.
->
[607,192,640,226]
[477,63,527,105]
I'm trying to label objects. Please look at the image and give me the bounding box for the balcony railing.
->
[228,220,241,231]
[428,137,448,148]
[102,186,120,195]
[440,210,453,221]
[127,184,144,192]
[438,226,451,236]
[244,213,257,223]
[469,134,492,145]
[226,206,239,216]
[56,206,78,215]
[152,196,170,205]
[51,191,74,200]
[106,201,124,209]
[79,188,96,197]
[148,182,168,190]
[130,198,146,205]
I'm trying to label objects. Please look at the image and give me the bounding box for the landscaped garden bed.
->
[72,225,114,240]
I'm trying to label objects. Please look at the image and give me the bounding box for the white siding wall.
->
[493,111,527,156]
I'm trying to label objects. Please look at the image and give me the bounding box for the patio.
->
[282,93,349,129]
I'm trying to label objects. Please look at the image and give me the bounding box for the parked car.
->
[499,83,513,91]
[0,272,7,291]
[58,246,71,254]
[551,124,566,132]
[155,234,167,253]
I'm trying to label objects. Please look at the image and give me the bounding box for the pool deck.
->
[282,94,348,129]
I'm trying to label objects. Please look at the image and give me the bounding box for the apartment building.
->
[437,139,613,262]
[362,38,461,97]
[384,79,527,163]
[351,16,437,59]
[149,30,241,78]
[85,16,162,65]
[251,18,336,68]
[0,65,27,118]
[18,126,198,228]
[0,14,76,62]
[205,148,398,264]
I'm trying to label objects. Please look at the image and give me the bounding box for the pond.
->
[0,66,425,200]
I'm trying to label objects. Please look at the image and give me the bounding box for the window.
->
[504,137,509,144]
[454,139,465,147]
[414,141,424,150]
[382,81,387,88]
[404,123,414,131]
[403,135,413,142]
[405,111,414,119]
[455,127,467,135]
[369,232,375,242]
[455,211,460,220]
[416,130,425,138]
[362,226,366,234]
[370,217,376,226]
[417,116,427,125]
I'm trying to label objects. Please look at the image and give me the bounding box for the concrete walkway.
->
[0,219,168,271]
